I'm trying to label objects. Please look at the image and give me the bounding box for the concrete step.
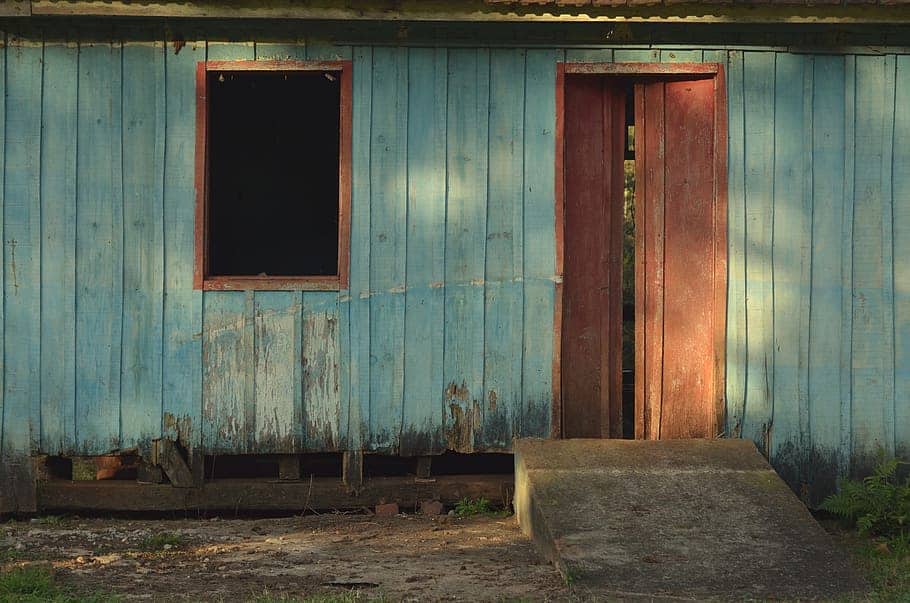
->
[515,438,863,600]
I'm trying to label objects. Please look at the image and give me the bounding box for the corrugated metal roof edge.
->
[3,0,910,22]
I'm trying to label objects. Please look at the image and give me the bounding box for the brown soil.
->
[1,512,571,602]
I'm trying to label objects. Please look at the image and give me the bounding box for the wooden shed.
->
[1,0,909,513]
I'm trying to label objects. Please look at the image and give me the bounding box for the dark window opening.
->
[207,70,341,277]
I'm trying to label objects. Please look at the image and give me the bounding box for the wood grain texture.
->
[347,45,373,455]
[163,40,204,454]
[121,42,165,451]
[4,39,42,459]
[770,53,810,467]
[724,50,747,440]
[561,75,623,439]
[443,48,490,453]
[840,56,857,474]
[368,47,408,452]
[852,54,896,461]
[521,48,561,441]
[660,78,719,439]
[39,42,77,455]
[202,291,254,453]
[894,55,910,458]
[808,55,847,463]
[0,32,6,462]
[303,292,342,451]
[482,48,526,448]
[741,51,775,455]
[402,47,447,455]
[75,42,124,454]
[254,291,303,452]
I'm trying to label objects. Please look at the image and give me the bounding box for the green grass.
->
[453,496,512,518]
[0,565,119,603]
[139,532,184,551]
[0,547,24,563]
[453,497,493,517]
[848,536,910,602]
[29,515,66,527]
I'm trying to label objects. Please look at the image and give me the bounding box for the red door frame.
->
[553,62,728,439]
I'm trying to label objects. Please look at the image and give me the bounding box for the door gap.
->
[622,84,636,439]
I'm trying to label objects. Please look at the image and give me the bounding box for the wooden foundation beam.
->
[152,439,194,488]
[343,450,363,491]
[416,456,433,478]
[0,455,37,514]
[278,456,300,481]
[37,475,514,513]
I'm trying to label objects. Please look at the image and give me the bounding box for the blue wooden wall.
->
[0,33,908,499]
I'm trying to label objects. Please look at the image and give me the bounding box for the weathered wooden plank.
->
[894,55,910,459]
[612,49,658,63]
[658,49,703,62]
[121,42,165,451]
[444,48,490,452]
[880,57,897,460]
[4,39,42,459]
[521,49,560,439]
[39,42,78,455]
[741,51,775,456]
[303,292,342,451]
[840,56,857,472]
[401,47,447,455]
[851,55,894,462]
[163,40,204,455]
[770,53,810,471]
[254,40,305,60]
[564,48,612,63]
[702,49,727,65]
[368,47,408,452]
[254,292,302,452]
[202,292,254,453]
[75,42,124,454]
[564,76,622,439]
[0,34,6,464]
[200,41,255,455]
[645,78,718,440]
[306,41,352,61]
[206,40,254,62]
[347,46,373,455]
[725,50,747,440]
[152,438,194,488]
[162,41,205,452]
[808,55,847,478]
[481,48,526,449]
[335,50,354,452]
[38,475,514,513]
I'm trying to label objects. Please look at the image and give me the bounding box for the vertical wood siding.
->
[0,31,907,498]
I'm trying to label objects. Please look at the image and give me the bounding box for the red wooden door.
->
[561,76,625,438]
[634,78,726,440]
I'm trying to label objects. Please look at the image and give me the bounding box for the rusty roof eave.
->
[4,0,910,23]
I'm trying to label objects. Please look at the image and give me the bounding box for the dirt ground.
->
[0,512,571,602]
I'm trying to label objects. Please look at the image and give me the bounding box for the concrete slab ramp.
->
[515,438,863,601]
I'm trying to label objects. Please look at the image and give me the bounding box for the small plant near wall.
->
[822,452,910,543]
[454,497,494,518]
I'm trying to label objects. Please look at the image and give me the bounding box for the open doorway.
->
[557,63,727,441]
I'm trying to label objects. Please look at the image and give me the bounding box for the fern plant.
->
[821,453,910,538]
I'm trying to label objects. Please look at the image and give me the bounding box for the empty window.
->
[195,61,351,290]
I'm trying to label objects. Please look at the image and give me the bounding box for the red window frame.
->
[194,60,353,291]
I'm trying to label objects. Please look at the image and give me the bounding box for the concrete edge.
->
[514,442,570,583]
